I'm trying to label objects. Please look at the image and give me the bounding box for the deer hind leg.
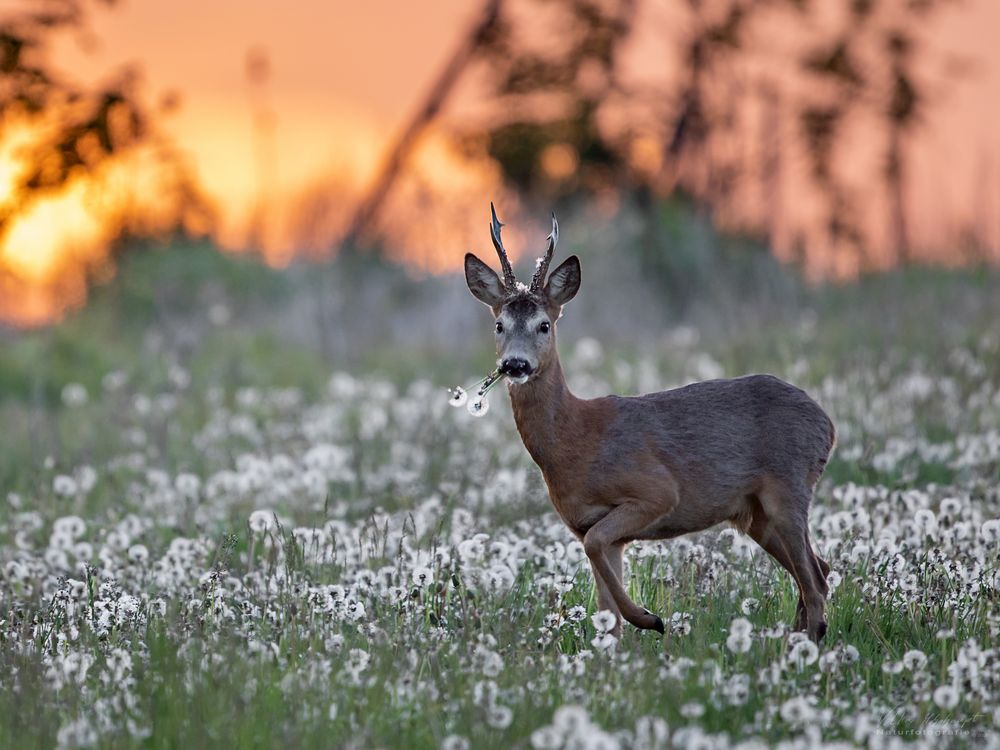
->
[751,484,828,642]
[583,503,665,634]
[590,542,625,638]
[804,529,831,590]
[746,505,807,631]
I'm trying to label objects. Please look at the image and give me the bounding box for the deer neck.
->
[508,353,581,472]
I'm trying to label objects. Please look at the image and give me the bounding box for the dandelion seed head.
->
[591,609,617,633]
[789,639,819,668]
[779,695,816,725]
[729,617,753,637]
[981,519,1000,543]
[61,383,89,408]
[486,705,513,729]
[411,566,434,588]
[590,632,618,652]
[467,395,490,417]
[726,632,752,654]
[248,510,277,534]
[552,705,591,735]
[53,475,78,497]
[902,649,928,671]
[933,684,960,710]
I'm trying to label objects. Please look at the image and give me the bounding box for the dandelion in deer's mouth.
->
[447,368,503,418]
[467,395,490,417]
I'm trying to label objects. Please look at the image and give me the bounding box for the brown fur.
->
[506,340,835,641]
[465,212,836,641]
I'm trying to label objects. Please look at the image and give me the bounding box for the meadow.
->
[1,231,999,749]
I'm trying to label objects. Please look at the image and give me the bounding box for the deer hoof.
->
[809,620,828,643]
[644,609,665,634]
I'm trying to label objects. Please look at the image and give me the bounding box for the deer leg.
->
[753,487,828,642]
[803,528,830,639]
[590,543,624,638]
[747,510,807,631]
[806,530,831,581]
[583,504,665,634]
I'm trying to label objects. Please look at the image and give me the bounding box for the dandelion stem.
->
[476,369,502,396]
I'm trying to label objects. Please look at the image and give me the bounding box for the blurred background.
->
[0,0,998,399]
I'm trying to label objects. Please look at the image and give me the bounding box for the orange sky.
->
[1,0,999,324]
[55,0,489,257]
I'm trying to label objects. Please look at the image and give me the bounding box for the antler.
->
[529,213,559,292]
[490,202,518,290]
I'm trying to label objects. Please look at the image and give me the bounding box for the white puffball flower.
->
[826,570,842,593]
[726,632,752,654]
[347,648,370,673]
[61,383,89,408]
[486,705,513,730]
[552,705,591,736]
[53,516,86,539]
[729,617,753,637]
[788,638,819,668]
[448,387,468,408]
[411,566,434,588]
[780,696,816,725]
[248,510,277,534]
[468,395,490,417]
[902,649,928,671]
[53,475,78,497]
[530,725,562,750]
[981,519,1000,543]
[591,609,617,633]
[102,370,128,392]
[933,685,960,710]
[591,633,618,652]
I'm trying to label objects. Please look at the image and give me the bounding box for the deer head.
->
[465,203,581,383]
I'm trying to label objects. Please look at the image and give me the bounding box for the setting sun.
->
[2,184,104,282]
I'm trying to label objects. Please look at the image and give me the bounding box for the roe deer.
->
[464,204,836,642]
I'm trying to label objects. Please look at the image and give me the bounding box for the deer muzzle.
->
[500,357,533,380]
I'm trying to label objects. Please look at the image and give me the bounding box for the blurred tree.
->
[465,0,638,198]
[0,0,207,250]
[348,0,965,270]
[798,13,869,267]
[797,0,959,268]
[884,29,917,264]
[666,0,758,207]
[344,0,504,247]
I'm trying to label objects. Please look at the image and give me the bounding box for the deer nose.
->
[501,358,533,378]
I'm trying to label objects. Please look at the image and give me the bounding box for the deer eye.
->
[539,321,550,334]
[495,321,504,334]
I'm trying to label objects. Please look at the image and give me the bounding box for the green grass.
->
[1,242,999,748]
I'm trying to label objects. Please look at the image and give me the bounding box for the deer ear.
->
[544,255,581,306]
[465,253,505,309]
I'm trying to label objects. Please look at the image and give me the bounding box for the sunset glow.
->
[0,0,998,325]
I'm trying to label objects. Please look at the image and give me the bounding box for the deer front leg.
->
[589,542,625,638]
[583,504,665,634]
